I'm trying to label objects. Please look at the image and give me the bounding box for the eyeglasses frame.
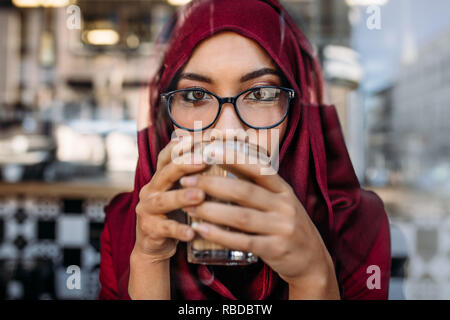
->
[161,85,295,132]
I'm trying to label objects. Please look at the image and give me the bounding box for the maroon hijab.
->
[99,0,391,300]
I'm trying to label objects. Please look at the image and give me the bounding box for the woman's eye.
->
[253,89,264,99]
[184,90,208,101]
[247,88,278,101]
[192,90,205,99]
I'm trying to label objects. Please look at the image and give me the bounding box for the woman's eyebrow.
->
[240,68,280,82]
[177,68,280,84]
[178,72,213,83]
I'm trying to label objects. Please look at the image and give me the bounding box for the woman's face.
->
[173,31,289,156]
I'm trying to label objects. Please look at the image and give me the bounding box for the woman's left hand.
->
[179,156,340,299]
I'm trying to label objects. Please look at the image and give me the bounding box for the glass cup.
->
[184,139,270,265]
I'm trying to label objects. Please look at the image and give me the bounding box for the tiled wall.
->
[0,195,107,299]
[1,193,449,300]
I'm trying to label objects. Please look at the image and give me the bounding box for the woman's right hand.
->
[132,137,207,262]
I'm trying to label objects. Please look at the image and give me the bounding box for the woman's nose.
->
[213,102,246,131]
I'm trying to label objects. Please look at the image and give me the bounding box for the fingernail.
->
[185,228,194,238]
[192,222,209,234]
[186,189,202,201]
[191,222,199,228]
[180,176,198,187]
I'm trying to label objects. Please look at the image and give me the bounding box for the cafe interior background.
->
[0,0,449,300]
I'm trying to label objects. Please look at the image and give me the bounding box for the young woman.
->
[99,0,391,300]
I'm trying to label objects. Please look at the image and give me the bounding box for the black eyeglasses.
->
[161,85,295,131]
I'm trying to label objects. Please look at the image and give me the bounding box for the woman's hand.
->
[133,137,207,262]
[180,150,340,299]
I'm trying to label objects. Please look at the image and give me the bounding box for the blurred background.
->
[0,0,449,300]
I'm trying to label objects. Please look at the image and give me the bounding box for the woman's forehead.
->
[181,31,278,76]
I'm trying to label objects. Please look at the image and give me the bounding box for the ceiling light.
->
[346,0,388,6]
[126,34,140,49]
[40,0,70,7]
[86,29,119,46]
[12,0,70,7]
[167,0,192,6]
[12,0,37,7]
